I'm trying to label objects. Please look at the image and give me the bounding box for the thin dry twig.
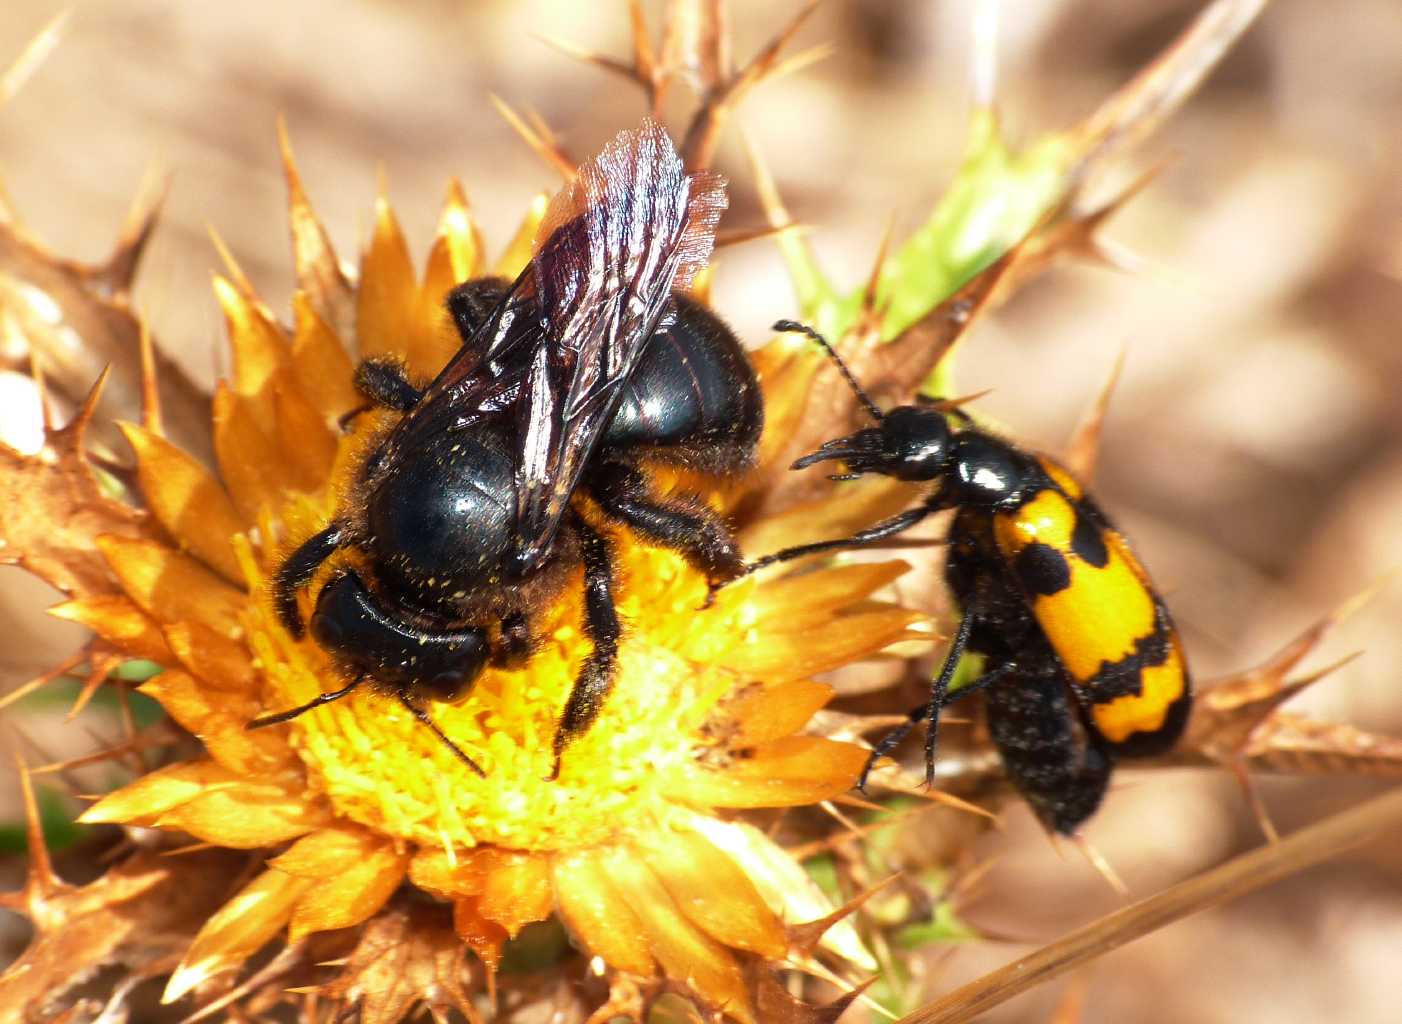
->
[895,785,1402,1023]
[1070,0,1270,189]
[0,10,68,108]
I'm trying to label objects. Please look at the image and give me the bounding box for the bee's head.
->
[310,571,489,702]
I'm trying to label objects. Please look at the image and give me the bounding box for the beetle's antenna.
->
[247,673,368,729]
[395,691,487,777]
[772,319,884,422]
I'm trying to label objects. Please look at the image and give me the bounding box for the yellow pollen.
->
[247,538,742,852]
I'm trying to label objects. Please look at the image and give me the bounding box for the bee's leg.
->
[499,611,532,667]
[447,278,510,342]
[339,359,425,430]
[273,523,348,637]
[587,460,744,593]
[549,517,620,780]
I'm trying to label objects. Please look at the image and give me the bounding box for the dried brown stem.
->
[894,785,1402,1024]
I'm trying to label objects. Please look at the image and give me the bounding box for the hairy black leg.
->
[247,672,367,730]
[549,518,620,780]
[859,660,1016,788]
[858,606,978,791]
[447,278,509,341]
[274,524,347,637]
[740,504,939,583]
[339,359,424,430]
[589,461,745,587]
[395,690,486,777]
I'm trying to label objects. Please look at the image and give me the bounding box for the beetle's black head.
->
[794,405,952,482]
[310,571,489,702]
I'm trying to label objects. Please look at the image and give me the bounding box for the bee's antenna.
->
[395,690,486,777]
[247,673,369,729]
[772,319,884,422]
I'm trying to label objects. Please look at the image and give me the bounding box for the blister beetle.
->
[728,321,1189,833]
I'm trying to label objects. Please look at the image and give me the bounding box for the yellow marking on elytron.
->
[1038,456,1083,500]
[1092,637,1186,743]
[994,489,1155,683]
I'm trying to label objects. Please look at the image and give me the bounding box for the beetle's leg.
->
[735,503,939,588]
[549,517,620,780]
[339,359,425,429]
[858,606,980,791]
[273,523,348,637]
[589,460,744,591]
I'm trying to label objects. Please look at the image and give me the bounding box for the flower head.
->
[55,119,921,1020]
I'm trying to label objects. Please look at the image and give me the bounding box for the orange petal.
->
[212,383,289,523]
[491,192,548,278]
[477,849,553,939]
[751,342,820,470]
[270,826,409,941]
[80,759,231,825]
[721,606,926,682]
[453,896,509,975]
[413,181,483,375]
[290,293,360,420]
[752,561,913,628]
[163,621,255,693]
[164,866,315,1002]
[272,372,338,492]
[139,669,292,775]
[279,119,355,339]
[214,275,291,402]
[408,847,489,900]
[48,595,173,663]
[551,848,655,978]
[632,827,787,958]
[155,772,328,847]
[598,845,753,1023]
[664,736,867,809]
[96,535,246,638]
[357,193,417,360]
[723,679,835,748]
[682,813,878,972]
[118,422,245,582]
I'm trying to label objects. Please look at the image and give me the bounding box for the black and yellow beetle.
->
[730,321,1191,834]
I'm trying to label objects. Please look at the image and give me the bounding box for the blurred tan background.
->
[2,1,1401,1021]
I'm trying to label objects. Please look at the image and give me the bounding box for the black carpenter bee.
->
[727,322,1188,834]
[249,122,762,777]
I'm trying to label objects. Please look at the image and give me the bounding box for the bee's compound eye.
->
[310,571,488,697]
[419,665,479,703]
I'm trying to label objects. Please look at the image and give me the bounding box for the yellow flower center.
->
[246,530,742,852]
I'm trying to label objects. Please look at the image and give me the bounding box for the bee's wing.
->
[509,120,726,573]
[372,267,540,466]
